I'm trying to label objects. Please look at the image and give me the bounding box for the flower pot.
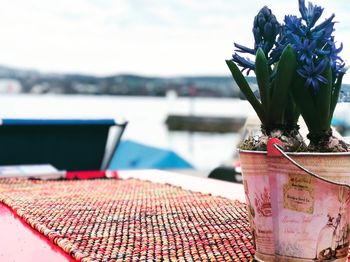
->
[240,148,350,262]
[240,150,275,261]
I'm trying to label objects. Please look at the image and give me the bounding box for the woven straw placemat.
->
[0,178,254,261]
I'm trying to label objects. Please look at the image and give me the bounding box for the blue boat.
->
[109,140,193,170]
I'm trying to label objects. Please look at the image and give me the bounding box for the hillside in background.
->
[0,65,349,100]
[0,65,259,98]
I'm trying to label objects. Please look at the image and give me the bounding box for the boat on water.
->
[109,139,193,170]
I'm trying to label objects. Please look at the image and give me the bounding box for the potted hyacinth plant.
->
[226,6,305,152]
[227,1,348,152]
[275,0,348,152]
[227,1,350,261]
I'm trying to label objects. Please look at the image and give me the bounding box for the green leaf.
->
[329,72,344,124]
[226,60,266,124]
[269,45,297,125]
[314,63,332,131]
[284,91,300,126]
[291,74,319,134]
[255,48,270,116]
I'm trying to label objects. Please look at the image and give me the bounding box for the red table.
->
[0,170,245,261]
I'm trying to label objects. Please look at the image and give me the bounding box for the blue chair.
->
[0,118,127,171]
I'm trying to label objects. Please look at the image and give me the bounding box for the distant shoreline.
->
[0,64,349,101]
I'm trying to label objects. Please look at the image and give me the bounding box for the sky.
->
[0,0,349,81]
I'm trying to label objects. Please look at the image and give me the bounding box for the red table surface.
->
[0,203,73,262]
[0,170,247,261]
[0,170,120,262]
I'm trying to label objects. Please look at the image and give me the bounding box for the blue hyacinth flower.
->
[297,60,328,92]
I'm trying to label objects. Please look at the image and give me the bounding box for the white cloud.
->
[0,0,348,82]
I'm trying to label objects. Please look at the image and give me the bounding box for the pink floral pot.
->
[240,150,275,261]
[239,149,350,262]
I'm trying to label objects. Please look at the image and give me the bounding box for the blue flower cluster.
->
[232,0,345,92]
[233,6,280,74]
